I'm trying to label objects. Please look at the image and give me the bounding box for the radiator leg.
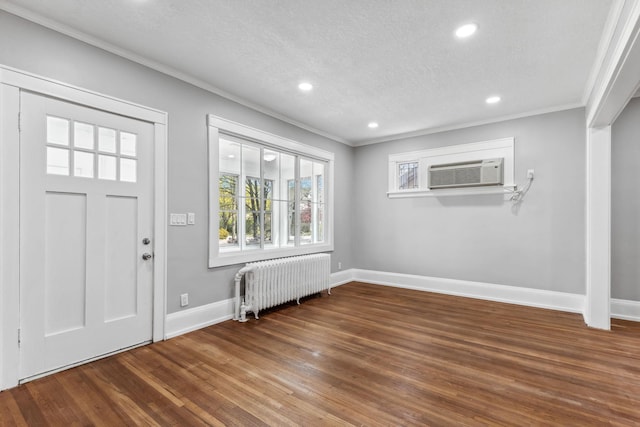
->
[296,297,300,305]
[254,311,259,320]
[328,288,332,295]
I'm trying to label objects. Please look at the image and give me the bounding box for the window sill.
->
[208,243,334,268]
[387,186,516,198]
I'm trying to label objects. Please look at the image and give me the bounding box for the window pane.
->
[278,153,295,202]
[316,203,325,243]
[74,151,94,178]
[74,122,94,149]
[300,203,312,245]
[288,208,296,244]
[300,177,312,202]
[399,162,419,190]
[120,132,137,157]
[245,176,260,200]
[219,138,241,174]
[98,155,117,180]
[300,158,312,179]
[219,174,238,210]
[264,179,273,201]
[245,198,260,212]
[242,145,260,179]
[245,212,261,247]
[264,212,272,244]
[264,149,279,183]
[120,158,137,182]
[314,161,325,204]
[219,213,238,249]
[47,117,69,146]
[47,147,69,175]
[98,127,116,153]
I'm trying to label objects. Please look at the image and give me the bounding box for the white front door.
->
[19,92,154,381]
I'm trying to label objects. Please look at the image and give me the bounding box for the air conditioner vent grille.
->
[428,158,503,189]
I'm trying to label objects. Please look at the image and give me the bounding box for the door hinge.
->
[18,112,21,132]
[17,328,21,347]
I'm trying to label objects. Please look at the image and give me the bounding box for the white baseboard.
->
[330,269,354,287]
[611,298,640,322]
[350,269,586,314]
[164,271,353,339]
[165,298,234,339]
[164,271,640,339]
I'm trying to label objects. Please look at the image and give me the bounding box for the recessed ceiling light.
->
[368,122,379,129]
[455,23,478,38]
[298,82,313,92]
[486,96,501,104]
[227,154,235,159]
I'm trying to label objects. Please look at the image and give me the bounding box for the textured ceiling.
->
[0,0,615,145]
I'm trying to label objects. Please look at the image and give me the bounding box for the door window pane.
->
[74,122,94,150]
[120,158,137,182]
[47,117,70,146]
[98,127,116,153]
[47,147,69,175]
[98,155,117,180]
[120,132,137,157]
[74,151,94,178]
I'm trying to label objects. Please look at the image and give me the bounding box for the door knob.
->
[142,238,151,245]
[142,253,153,260]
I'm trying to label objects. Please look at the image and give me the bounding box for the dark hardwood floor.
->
[1,281,640,426]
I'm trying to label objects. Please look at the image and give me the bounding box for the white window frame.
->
[387,137,515,198]
[208,115,334,267]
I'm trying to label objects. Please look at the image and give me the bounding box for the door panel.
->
[19,92,154,381]
[104,195,138,322]
[44,192,87,336]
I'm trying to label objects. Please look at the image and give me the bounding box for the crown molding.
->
[352,102,584,147]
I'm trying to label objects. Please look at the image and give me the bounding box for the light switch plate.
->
[187,212,195,225]
[170,213,187,226]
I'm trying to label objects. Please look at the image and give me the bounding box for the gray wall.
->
[354,108,587,294]
[612,97,640,301]
[0,11,354,313]
[0,10,593,312]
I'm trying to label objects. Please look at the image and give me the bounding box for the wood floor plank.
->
[2,281,640,426]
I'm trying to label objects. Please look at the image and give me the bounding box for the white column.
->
[585,126,611,330]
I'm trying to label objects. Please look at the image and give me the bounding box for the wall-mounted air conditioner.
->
[428,158,504,189]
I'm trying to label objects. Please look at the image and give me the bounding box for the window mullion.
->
[312,166,318,243]
[294,156,300,247]
[239,146,246,251]
[259,147,265,249]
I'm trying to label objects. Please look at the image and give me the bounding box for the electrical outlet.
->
[527,169,535,179]
[338,262,342,270]
[180,293,189,307]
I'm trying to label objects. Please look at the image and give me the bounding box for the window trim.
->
[208,115,334,267]
[387,137,515,198]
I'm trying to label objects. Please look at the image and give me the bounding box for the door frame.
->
[0,64,168,390]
